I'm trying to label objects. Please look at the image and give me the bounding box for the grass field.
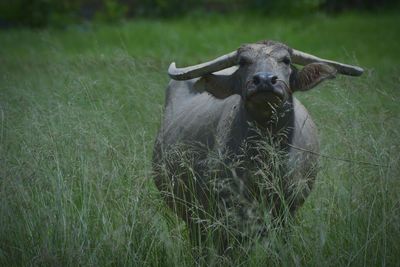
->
[1,12,400,266]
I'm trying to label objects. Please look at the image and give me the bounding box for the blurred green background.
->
[0,0,399,28]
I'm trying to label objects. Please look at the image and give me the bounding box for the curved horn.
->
[292,49,364,76]
[168,51,238,80]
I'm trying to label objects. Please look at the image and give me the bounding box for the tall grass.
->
[1,13,399,266]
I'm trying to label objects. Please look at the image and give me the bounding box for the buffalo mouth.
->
[245,84,286,102]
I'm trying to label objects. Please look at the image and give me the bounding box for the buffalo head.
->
[168,40,363,124]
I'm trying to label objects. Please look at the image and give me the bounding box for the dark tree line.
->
[322,0,399,12]
[0,0,398,28]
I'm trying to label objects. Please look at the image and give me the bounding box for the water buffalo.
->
[152,40,363,248]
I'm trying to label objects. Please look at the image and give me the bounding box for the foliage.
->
[0,0,82,28]
[0,0,398,28]
[322,0,399,12]
[245,0,323,15]
[1,13,400,266]
[95,0,128,22]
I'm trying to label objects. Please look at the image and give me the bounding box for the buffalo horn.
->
[168,51,238,80]
[292,49,364,76]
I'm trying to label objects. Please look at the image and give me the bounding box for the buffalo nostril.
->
[270,75,278,85]
[253,75,261,85]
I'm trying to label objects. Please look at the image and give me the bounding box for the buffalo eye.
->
[238,56,251,66]
[282,56,291,65]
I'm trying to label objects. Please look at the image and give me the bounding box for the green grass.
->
[1,12,400,266]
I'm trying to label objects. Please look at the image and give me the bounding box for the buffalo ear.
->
[291,63,337,92]
[194,74,236,99]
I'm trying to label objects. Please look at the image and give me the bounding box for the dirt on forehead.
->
[238,40,293,55]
